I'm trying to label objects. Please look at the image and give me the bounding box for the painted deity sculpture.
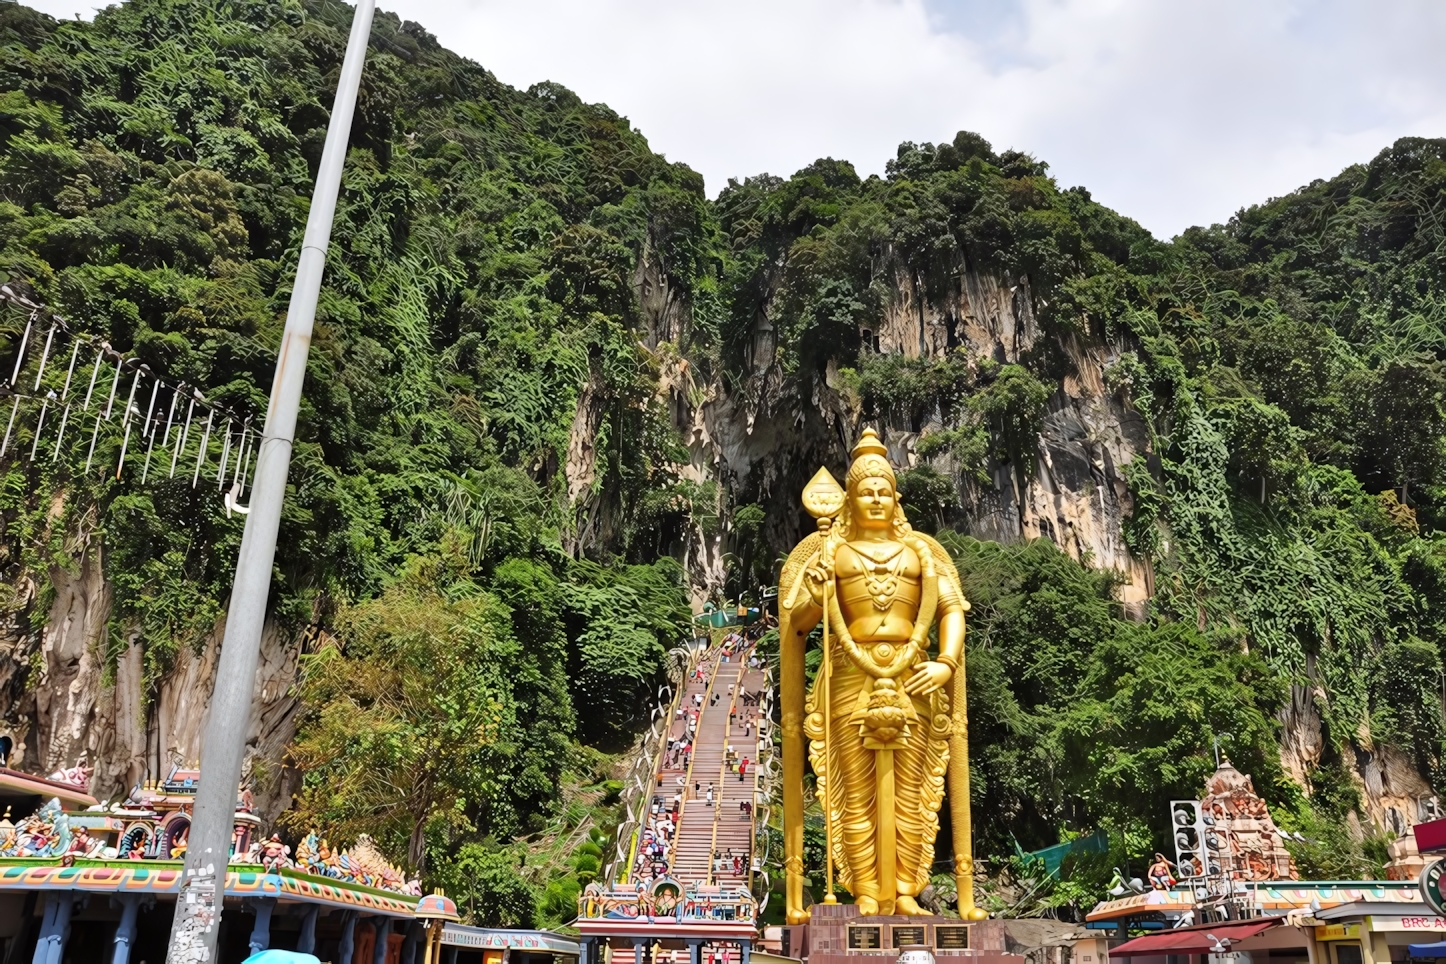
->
[779,430,985,922]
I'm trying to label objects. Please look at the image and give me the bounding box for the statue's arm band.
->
[936,573,966,665]
[937,571,964,613]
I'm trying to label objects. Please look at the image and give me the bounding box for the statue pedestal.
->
[785,903,1024,964]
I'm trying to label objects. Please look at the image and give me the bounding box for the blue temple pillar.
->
[400,921,423,964]
[33,892,77,964]
[297,904,320,954]
[249,897,276,955]
[373,916,393,964]
[338,910,358,963]
[687,939,704,964]
[580,936,598,964]
[739,939,751,964]
[111,895,146,964]
[30,894,60,964]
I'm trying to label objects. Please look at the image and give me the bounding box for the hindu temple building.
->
[1082,760,1446,964]
[0,760,581,963]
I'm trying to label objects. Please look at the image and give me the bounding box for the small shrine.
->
[1201,758,1299,881]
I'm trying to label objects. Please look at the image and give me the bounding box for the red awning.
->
[1110,920,1278,957]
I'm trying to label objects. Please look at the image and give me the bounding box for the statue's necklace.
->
[852,542,906,610]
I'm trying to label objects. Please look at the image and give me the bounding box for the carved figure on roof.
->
[260,833,291,872]
[321,839,343,878]
[66,827,92,856]
[294,829,326,876]
[119,823,152,860]
[1200,758,1298,881]
[346,834,405,890]
[1147,853,1175,890]
[1,799,72,858]
[0,810,15,855]
[47,758,92,791]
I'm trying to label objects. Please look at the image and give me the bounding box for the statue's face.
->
[851,475,896,529]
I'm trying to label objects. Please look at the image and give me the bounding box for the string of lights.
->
[0,283,258,510]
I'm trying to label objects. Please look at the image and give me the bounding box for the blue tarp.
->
[242,952,322,964]
[692,608,761,628]
[1408,943,1446,958]
[1016,831,1109,877]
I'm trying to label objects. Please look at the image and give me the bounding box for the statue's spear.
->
[802,468,846,905]
[949,600,987,920]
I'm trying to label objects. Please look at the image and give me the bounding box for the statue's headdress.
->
[846,428,896,490]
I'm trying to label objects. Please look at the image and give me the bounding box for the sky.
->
[23,0,1446,239]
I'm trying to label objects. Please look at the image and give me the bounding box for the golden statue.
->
[779,429,985,922]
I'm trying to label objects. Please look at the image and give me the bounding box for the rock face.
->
[0,547,303,826]
[0,255,1421,845]
[658,262,1154,611]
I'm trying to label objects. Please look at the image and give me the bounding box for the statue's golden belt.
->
[851,639,922,676]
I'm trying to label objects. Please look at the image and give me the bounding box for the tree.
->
[970,363,1053,478]
[431,843,538,928]
[284,555,521,871]
[1056,622,1285,830]
[1352,355,1446,500]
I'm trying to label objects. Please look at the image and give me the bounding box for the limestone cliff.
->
[657,259,1153,612]
[1,259,1161,828]
[0,548,302,825]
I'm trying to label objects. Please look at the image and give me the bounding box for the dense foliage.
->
[2,0,1445,919]
[0,0,697,920]
[723,133,1446,888]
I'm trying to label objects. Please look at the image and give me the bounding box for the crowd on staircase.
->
[630,627,769,889]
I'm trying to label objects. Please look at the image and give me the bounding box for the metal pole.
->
[164,1,374,959]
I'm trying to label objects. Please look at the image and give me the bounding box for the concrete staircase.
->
[652,639,767,889]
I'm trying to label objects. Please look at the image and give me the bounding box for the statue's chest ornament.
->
[853,543,907,611]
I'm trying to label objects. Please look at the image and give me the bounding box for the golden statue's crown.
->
[847,428,895,488]
[851,428,888,461]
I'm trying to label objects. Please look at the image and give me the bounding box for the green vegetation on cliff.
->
[1,0,1445,919]
[0,0,701,924]
[725,133,1446,885]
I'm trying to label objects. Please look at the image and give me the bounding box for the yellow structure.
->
[779,429,986,924]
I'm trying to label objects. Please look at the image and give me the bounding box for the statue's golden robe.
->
[794,535,961,898]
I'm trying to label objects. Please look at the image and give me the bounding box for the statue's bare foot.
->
[895,895,926,916]
[856,895,879,915]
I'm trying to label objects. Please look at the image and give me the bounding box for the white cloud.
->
[18,0,1446,237]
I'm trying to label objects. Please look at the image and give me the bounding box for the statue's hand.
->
[804,566,828,607]
[902,660,952,696]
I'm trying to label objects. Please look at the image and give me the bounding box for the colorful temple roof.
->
[0,858,419,916]
[575,877,758,939]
